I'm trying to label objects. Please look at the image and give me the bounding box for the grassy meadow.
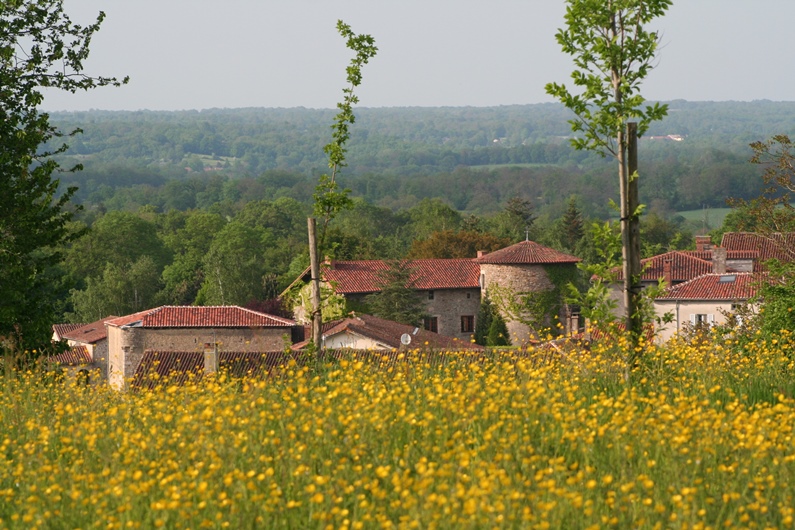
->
[2,336,795,529]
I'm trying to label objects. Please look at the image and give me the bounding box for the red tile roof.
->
[683,249,758,262]
[721,232,795,262]
[106,306,296,329]
[614,251,713,282]
[323,259,481,294]
[656,273,758,301]
[61,316,118,344]
[52,323,85,341]
[475,240,580,265]
[131,350,293,389]
[296,313,483,351]
[49,345,92,366]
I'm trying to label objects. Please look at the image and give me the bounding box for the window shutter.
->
[689,314,696,325]
[707,314,715,324]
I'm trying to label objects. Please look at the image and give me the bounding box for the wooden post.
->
[627,122,642,345]
[307,217,322,351]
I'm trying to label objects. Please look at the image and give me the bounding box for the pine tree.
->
[474,295,495,346]
[487,313,510,347]
[364,261,427,327]
[561,196,585,251]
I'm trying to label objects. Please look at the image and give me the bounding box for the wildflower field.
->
[2,337,795,529]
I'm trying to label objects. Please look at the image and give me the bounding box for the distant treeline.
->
[48,100,795,217]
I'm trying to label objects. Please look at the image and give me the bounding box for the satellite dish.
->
[400,333,412,345]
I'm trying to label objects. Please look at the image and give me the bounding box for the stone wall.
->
[480,263,561,345]
[422,288,480,340]
[108,326,290,389]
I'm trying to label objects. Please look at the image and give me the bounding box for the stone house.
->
[293,313,484,351]
[104,306,296,389]
[653,272,757,342]
[53,316,118,381]
[285,240,581,346]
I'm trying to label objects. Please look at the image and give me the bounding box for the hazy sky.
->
[41,1,795,112]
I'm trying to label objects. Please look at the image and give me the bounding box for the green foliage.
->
[196,222,267,306]
[474,296,495,346]
[545,0,671,156]
[364,261,427,327]
[407,230,510,259]
[486,313,510,347]
[560,196,585,252]
[567,221,622,330]
[68,256,162,322]
[313,20,378,246]
[0,0,125,354]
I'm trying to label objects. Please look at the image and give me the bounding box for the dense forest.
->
[46,101,793,323]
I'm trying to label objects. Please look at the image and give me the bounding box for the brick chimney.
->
[477,250,487,258]
[695,235,712,252]
[712,246,727,274]
[663,258,673,285]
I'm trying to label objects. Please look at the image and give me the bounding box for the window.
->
[466,292,471,299]
[461,315,475,333]
[423,316,438,333]
[690,314,714,326]
[428,290,435,300]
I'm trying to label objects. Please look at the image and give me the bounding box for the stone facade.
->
[480,263,573,344]
[423,288,480,340]
[107,326,289,389]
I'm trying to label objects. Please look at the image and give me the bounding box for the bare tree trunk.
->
[627,122,642,348]
[307,217,322,351]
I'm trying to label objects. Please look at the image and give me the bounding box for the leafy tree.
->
[313,20,378,247]
[406,198,462,240]
[546,0,671,344]
[160,211,226,305]
[364,261,427,327]
[407,230,510,259]
[69,256,161,322]
[0,1,126,355]
[65,211,171,284]
[196,222,267,306]
[724,134,795,341]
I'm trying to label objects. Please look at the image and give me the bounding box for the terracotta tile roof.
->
[295,313,483,351]
[106,306,296,329]
[656,273,758,301]
[131,350,293,389]
[52,323,84,341]
[475,240,580,265]
[614,251,713,282]
[49,345,92,366]
[683,249,758,262]
[61,316,118,344]
[721,232,795,262]
[323,259,481,294]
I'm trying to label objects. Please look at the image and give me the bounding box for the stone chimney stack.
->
[663,258,673,285]
[712,246,727,274]
[477,250,487,258]
[695,235,712,252]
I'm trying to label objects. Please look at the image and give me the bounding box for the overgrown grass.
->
[2,337,795,528]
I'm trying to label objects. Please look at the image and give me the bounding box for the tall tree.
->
[546,0,670,346]
[560,196,585,252]
[308,20,377,348]
[0,1,126,355]
[364,261,427,327]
